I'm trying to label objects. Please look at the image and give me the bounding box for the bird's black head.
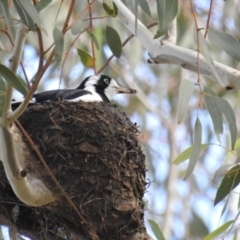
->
[76,74,137,101]
[76,75,111,89]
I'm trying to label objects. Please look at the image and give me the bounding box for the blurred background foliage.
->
[1,0,240,239]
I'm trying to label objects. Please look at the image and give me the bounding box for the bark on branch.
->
[112,0,240,89]
[0,23,55,206]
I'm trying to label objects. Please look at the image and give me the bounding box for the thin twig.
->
[58,3,90,88]
[59,29,87,88]
[97,34,134,73]
[88,0,96,73]
[65,5,90,32]
[20,61,30,89]
[3,24,27,120]
[57,0,76,88]
[0,29,14,46]
[0,28,30,89]
[190,0,203,108]
[35,26,44,76]
[190,1,200,83]
[9,0,76,121]
[62,0,75,34]
[97,22,158,73]
[15,120,88,224]
[8,49,55,121]
[204,0,213,38]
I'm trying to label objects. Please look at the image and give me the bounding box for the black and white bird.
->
[12,75,136,108]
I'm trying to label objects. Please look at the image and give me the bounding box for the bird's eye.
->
[104,78,109,84]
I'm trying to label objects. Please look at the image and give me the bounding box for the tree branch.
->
[2,24,27,120]
[110,0,240,89]
[0,23,55,206]
[8,0,76,122]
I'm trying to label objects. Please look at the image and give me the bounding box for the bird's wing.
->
[11,98,35,110]
[33,89,92,102]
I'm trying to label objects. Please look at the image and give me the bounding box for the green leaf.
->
[35,0,52,12]
[139,0,151,17]
[233,233,238,240]
[203,86,236,149]
[198,31,225,87]
[209,30,240,62]
[0,0,13,40]
[0,64,27,95]
[189,211,209,238]
[155,0,178,38]
[53,27,64,62]
[172,144,208,165]
[177,79,194,124]
[215,97,237,149]
[134,0,138,35]
[184,117,202,179]
[14,0,47,34]
[148,219,166,240]
[154,29,164,39]
[213,164,233,182]
[214,165,240,205]
[86,30,100,50]
[204,87,223,141]
[105,25,122,58]
[234,139,240,151]
[0,76,6,116]
[203,220,234,240]
[227,208,240,236]
[71,20,87,35]
[77,49,94,68]
[13,0,36,31]
[102,2,118,17]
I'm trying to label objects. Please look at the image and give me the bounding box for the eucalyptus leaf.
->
[184,117,202,179]
[0,76,6,116]
[177,79,194,124]
[139,0,151,17]
[102,2,118,17]
[203,220,234,240]
[53,27,64,62]
[0,64,27,95]
[198,31,225,87]
[16,0,47,34]
[215,97,237,149]
[204,86,236,149]
[148,219,166,240]
[105,26,122,58]
[134,0,138,35]
[227,209,240,237]
[0,0,13,40]
[209,30,240,62]
[172,144,208,165]
[234,138,240,151]
[213,164,235,186]
[86,30,100,50]
[204,87,223,141]
[155,0,178,38]
[77,49,94,68]
[35,0,52,12]
[71,20,84,35]
[214,165,240,206]
[13,0,35,31]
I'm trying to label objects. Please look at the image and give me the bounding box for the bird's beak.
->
[115,86,137,94]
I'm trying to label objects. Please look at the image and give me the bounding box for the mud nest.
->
[0,101,147,240]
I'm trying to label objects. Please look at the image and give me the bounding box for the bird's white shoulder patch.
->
[66,93,102,102]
